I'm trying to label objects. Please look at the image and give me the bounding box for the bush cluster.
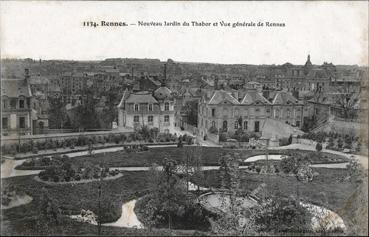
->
[2,128,183,155]
[38,157,119,183]
[300,131,361,153]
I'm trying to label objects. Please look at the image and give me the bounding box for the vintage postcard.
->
[1,1,368,236]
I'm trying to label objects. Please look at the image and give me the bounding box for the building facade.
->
[1,69,36,136]
[197,89,304,138]
[117,85,176,133]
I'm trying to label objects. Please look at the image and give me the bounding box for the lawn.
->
[195,167,357,230]
[2,164,358,235]
[15,147,348,170]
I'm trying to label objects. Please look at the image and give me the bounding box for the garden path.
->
[103,199,144,229]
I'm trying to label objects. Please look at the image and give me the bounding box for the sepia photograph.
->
[0,1,368,236]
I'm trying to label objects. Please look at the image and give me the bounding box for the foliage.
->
[315,142,323,152]
[38,157,116,183]
[208,126,218,134]
[254,195,312,233]
[183,100,198,126]
[140,158,207,230]
[219,133,227,142]
[279,153,311,175]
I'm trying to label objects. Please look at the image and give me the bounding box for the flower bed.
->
[37,156,120,183]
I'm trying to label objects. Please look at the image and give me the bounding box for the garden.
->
[2,146,366,236]
[300,131,362,153]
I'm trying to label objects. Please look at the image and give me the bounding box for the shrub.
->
[208,126,218,134]
[219,133,227,142]
[32,147,39,154]
[255,196,312,233]
[53,176,59,182]
[279,137,291,146]
[315,142,322,152]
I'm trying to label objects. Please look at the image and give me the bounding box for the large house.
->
[117,83,176,133]
[1,69,40,136]
[197,89,304,138]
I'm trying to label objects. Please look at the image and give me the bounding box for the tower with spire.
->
[304,54,313,74]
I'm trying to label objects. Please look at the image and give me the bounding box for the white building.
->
[117,85,176,133]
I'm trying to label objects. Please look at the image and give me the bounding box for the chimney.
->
[214,77,219,90]
[162,63,167,86]
[25,68,30,84]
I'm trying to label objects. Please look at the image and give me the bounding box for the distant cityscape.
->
[1,55,367,140]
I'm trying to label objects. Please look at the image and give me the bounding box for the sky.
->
[0,1,368,65]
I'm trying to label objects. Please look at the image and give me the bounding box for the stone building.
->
[197,89,304,138]
[1,69,37,136]
[117,83,176,133]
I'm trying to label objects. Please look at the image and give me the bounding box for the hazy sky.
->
[1,1,368,65]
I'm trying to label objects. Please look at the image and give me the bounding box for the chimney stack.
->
[25,68,30,84]
[162,63,167,86]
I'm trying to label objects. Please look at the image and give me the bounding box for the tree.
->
[35,188,62,235]
[333,87,357,119]
[210,152,258,235]
[145,158,187,229]
[315,142,323,152]
[183,100,198,126]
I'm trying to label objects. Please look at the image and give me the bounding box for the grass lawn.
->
[15,147,348,170]
[1,171,150,224]
[196,167,357,231]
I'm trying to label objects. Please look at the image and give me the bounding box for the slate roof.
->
[125,91,158,104]
[306,69,329,80]
[241,91,271,105]
[272,91,302,105]
[208,90,240,105]
[2,79,32,97]
[154,86,172,100]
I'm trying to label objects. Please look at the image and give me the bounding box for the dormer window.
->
[134,104,139,111]
[164,102,169,111]
[148,104,153,111]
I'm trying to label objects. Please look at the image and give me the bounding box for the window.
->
[19,99,24,109]
[19,117,25,129]
[2,117,8,129]
[243,121,248,130]
[275,109,280,119]
[296,121,301,127]
[3,99,7,109]
[212,108,215,117]
[222,120,228,131]
[10,99,17,109]
[164,102,169,111]
[148,116,153,123]
[164,115,170,123]
[234,121,238,129]
[134,104,139,111]
[254,121,260,132]
[211,121,216,127]
[148,104,153,111]
[255,108,260,113]
[266,108,270,113]
[134,115,139,122]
